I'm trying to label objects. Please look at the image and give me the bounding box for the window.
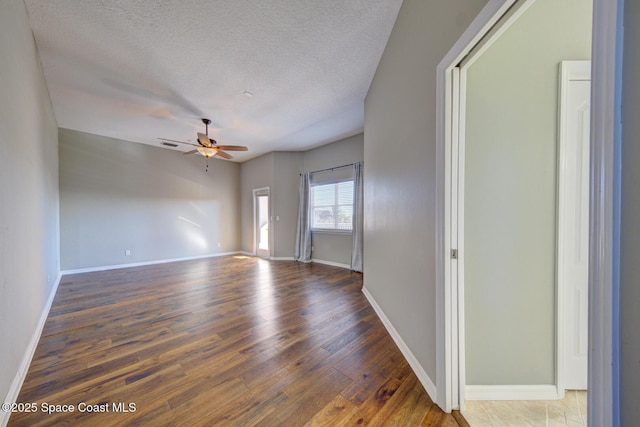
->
[310,180,354,231]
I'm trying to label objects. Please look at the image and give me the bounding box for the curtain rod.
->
[300,162,355,176]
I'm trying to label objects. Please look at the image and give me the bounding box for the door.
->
[558,60,590,390]
[254,188,270,258]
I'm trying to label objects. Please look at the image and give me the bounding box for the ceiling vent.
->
[161,141,178,148]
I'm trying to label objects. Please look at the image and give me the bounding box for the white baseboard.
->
[311,259,351,269]
[61,251,244,275]
[465,384,560,400]
[270,257,295,261]
[362,286,438,402]
[1,272,62,427]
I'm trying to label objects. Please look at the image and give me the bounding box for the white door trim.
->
[450,65,462,409]
[557,60,591,395]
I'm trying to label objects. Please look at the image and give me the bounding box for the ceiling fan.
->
[158,118,248,160]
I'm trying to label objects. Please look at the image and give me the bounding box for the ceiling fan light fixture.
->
[159,118,247,164]
[197,146,216,158]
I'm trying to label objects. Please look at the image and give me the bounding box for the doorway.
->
[444,0,592,411]
[436,0,619,422]
[253,187,270,258]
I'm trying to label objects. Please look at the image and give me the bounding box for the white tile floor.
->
[461,390,587,426]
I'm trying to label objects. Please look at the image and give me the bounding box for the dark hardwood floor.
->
[9,256,466,426]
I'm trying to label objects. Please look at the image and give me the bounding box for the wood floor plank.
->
[8,256,466,426]
[365,374,422,426]
[343,376,405,425]
[276,366,353,426]
[303,394,359,427]
[384,381,436,426]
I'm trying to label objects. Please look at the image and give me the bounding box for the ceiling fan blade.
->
[215,145,248,151]
[183,149,198,155]
[215,150,233,160]
[197,132,212,148]
[158,138,199,147]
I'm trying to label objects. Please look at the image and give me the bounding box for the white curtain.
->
[351,162,364,272]
[294,172,312,262]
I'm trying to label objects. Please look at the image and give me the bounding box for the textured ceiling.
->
[23,0,402,162]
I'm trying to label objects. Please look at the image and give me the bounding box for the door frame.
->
[434,0,621,424]
[587,0,622,425]
[253,187,271,258]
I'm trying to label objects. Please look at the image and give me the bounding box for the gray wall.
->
[240,153,274,254]
[59,129,240,270]
[0,0,60,404]
[621,2,640,423]
[302,133,364,172]
[463,0,592,385]
[239,134,363,265]
[364,0,488,383]
[273,152,303,258]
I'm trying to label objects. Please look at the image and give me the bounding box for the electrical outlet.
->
[217,242,221,248]
[125,249,131,256]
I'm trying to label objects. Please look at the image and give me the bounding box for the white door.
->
[558,61,590,391]
[254,188,270,258]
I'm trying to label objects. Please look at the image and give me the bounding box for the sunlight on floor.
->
[462,390,587,426]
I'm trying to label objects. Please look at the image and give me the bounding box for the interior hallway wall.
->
[363,0,489,388]
[0,0,60,407]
